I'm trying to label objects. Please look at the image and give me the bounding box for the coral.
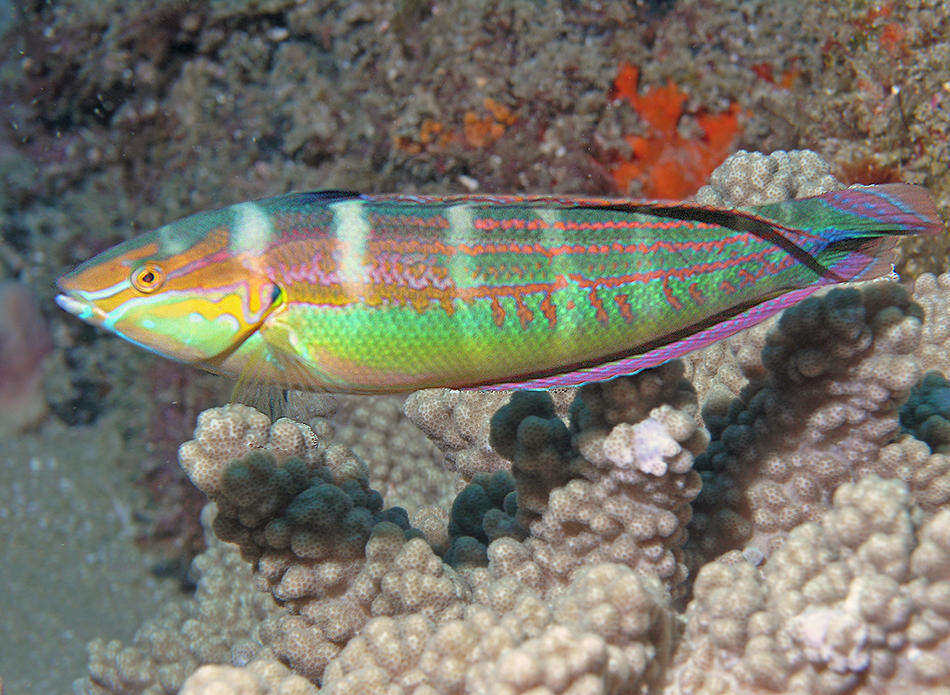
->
[534,362,705,592]
[444,470,524,568]
[75,509,282,695]
[332,394,458,515]
[666,476,950,695]
[404,388,576,483]
[489,391,575,530]
[606,63,743,198]
[870,436,950,515]
[910,273,950,376]
[691,283,925,564]
[0,280,52,435]
[900,371,950,453]
[82,261,950,694]
[693,149,842,206]
[118,368,698,692]
[404,389,517,481]
[178,404,467,682]
[487,362,705,595]
[320,563,672,695]
[181,659,317,695]
[5,0,945,689]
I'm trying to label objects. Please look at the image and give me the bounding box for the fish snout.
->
[54,272,109,325]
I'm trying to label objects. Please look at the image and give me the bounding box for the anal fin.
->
[478,286,820,390]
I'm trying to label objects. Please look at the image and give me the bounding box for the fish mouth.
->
[55,290,107,326]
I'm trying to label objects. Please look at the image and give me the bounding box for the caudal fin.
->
[752,183,943,283]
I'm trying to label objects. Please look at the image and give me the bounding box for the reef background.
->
[0,1,948,693]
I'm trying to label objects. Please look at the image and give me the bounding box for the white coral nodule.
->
[602,418,681,477]
[789,606,871,674]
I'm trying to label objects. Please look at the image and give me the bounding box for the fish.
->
[55,184,942,394]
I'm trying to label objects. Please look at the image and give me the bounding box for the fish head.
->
[55,204,285,370]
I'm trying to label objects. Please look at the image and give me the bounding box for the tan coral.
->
[409,504,451,555]
[403,388,575,483]
[75,508,283,695]
[322,562,671,695]
[690,283,925,565]
[911,272,950,376]
[256,517,467,681]
[178,404,332,499]
[866,436,950,514]
[685,150,849,410]
[180,658,317,695]
[176,404,468,684]
[332,394,459,513]
[521,363,705,593]
[404,388,516,481]
[666,476,950,695]
[694,149,842,206]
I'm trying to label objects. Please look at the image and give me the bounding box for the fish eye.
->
[130,263,165,293]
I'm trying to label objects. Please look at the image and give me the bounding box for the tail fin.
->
[752,184,943,283]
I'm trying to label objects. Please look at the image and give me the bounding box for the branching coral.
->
[178,404,468,682]
[691,283,925,564]
[694,149,841,206]
[403,388,575,482]
[181,660,316,695]
[444,470,524,568]
[75,510,282,695]
[100,362,701,693]
[900,371,950,454]
[319,563,672,695]
[404,388,514,481]
[667,476,950,695]
[909,272,950,377]
[518,362,706,593]
[332,394,458,514]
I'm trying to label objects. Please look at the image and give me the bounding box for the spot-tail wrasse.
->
[56,185,942,394]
